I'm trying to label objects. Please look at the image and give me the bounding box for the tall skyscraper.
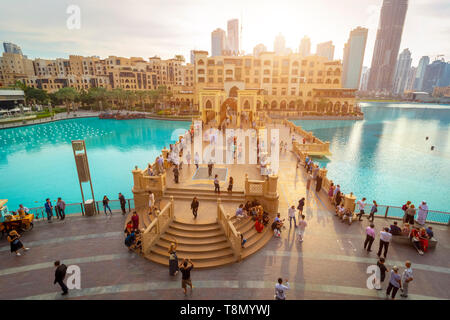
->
[405,66,416,91]
[359,67,370,91]
[274,33,286,56]
[190,50,195,64]
[392,48,412,95]
[299,36,311,57]
[227,19,240,55]
[367,0,409,93]
[253,43,267,58]
[342,27,368,89]
[3,42,22,55]
[211,28,226,57]
[413,56,430,91]
[316,41,335,61]
[422,59,450,93]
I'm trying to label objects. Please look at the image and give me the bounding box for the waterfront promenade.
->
[1,122,449,300]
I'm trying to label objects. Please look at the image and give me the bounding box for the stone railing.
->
[216,199,242,262]
[142,196,175,255]
[284,119,327,144]
[293,141,331,154]
[132,166,167,211]
[244,174,279,214]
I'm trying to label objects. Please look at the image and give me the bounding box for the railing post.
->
[80,203,84,216]
[128,199,131,213]
[385,206,389,218]
[96,201,100,214]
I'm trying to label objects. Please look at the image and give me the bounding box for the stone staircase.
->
[162,187,245,203]
[144,213,274,269]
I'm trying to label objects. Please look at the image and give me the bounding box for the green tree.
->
[55,87,78,114]
[88,87,108,110]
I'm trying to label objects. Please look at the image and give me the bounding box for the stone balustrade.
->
[216,199,242,262]
[244,174,279,214]
[142,196,175,255]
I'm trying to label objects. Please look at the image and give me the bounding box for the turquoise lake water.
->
[294,102,450,213]
[0,118,190,211]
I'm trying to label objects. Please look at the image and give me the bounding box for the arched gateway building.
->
[174,50,358,125]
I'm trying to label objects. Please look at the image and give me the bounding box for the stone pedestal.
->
[344,193,356,212]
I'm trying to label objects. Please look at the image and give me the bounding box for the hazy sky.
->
[0,0,448,67]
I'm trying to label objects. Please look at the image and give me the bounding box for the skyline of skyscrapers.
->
[253,43,267,58]
[392,48,412,95]
[342,27,368,89]
[299,36,311,57]
[211,28,226,57]
[273,33,287,56]
[227,19,240,55]
[367,0,409,93]
[316,41,335,61]
[421,59,450,93]
[413,56,430,91]
[3,42,23,55]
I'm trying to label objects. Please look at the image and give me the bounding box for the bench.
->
[392,234,437,249]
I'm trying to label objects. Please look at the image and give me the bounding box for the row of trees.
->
[10,81,174,113]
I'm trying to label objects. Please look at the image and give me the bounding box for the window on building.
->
[264,60,271,66]
[263,78,270,83]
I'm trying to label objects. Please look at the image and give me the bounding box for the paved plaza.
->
[1,123,449,300]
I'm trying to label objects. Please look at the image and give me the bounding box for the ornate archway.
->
[220,97,237,125]
[229,86,239,98]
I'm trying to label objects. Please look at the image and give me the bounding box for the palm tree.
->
[55,87,78,114]
[88,87,108,111]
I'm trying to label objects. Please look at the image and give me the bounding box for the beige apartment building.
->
[0,49,357,121]
[186,50,357,125]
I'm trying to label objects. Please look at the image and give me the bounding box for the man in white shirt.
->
[288,205,297,228]
[400,261,413,298]
[377,227,392,258]
[275,278,290,300]
[356,197,367,221]
[297,215,307,242]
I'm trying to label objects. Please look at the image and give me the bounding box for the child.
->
[240,233,247,248]
[297,215,307,242]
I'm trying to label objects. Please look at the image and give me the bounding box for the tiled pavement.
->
[1,123,449,300]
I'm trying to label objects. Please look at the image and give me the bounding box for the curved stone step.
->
[146,251,236,269]
[158,238,231,252]
[160,233,227,245]
[165,227,224,238]
[171,220,221,232]
[242,226,273,259]
[152,244,234,260]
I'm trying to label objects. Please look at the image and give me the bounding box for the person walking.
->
[402,201,411,222]
[288,205,297,228]
[368,200,377,222]
[405,205,416,225]
[297,198,305,218]
[148,191,155,216]
[131,211,139,231]
[274,278,290,300]
[364,223,376,252]
[173,165,179,184]
[417,202,428,225]
[7,230,29,256]
[356,197,367,221]
[208,159,214,177]
[56,197,66,220]
[375,257,388,290]
[214,174,220,194]
[400,261,413,298]
[44,198,53,223]
[54,260,68,295]
[191,197,199,219]
[386,266,402,300]
[377,227,392,258]
[119,193,127,215]
[194,152,200,169]
[227,176,233,193]
[179,259,194,295]
[297,215,307,242]
[168,241,179,276]
[103,195,112,218]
